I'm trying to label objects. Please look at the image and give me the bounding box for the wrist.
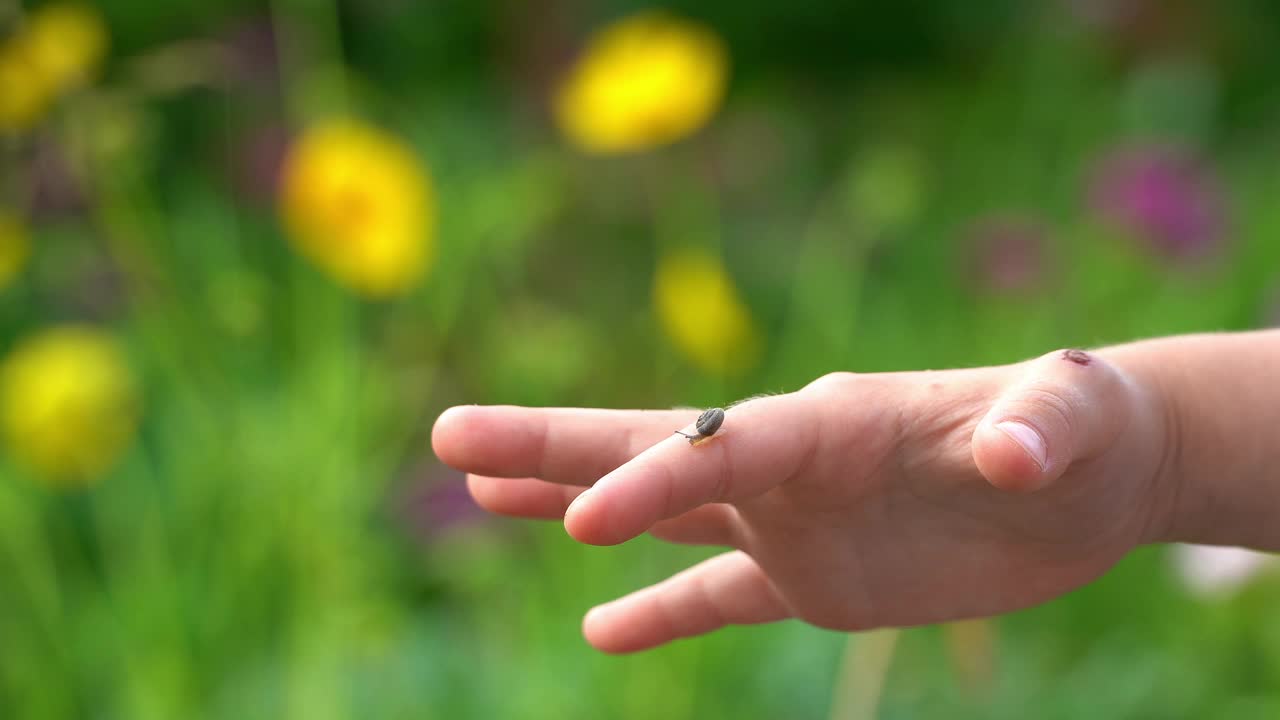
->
[1106,332,1280,549]
[1112,350,1191,546]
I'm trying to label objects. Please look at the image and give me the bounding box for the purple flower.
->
[1089,145,1228,261]
[398,463,487,541]
[966,215,1049,294]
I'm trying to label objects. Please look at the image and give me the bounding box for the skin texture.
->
[432,331,1280,654]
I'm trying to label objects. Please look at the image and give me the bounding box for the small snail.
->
[675,407,725,445]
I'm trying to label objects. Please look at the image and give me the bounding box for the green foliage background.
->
[4,0,1280,717]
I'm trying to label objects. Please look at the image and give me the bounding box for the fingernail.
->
[995,421,1046,470]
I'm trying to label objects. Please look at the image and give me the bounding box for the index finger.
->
[432,406,698,486]
[564,392,820,546]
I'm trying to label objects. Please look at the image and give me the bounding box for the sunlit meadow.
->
[3,1,1280,718]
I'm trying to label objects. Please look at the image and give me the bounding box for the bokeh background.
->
[3,0,1280,717]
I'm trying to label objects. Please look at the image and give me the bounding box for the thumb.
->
[972,348,1133,493]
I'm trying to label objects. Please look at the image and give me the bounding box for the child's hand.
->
[432,348,1175,653]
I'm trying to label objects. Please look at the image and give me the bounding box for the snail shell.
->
[694,407,725,437]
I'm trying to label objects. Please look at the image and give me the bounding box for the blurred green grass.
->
[2,0,1280,717]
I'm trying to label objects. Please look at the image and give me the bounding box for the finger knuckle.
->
[1020,384,1079,434]
[802,371,859,394]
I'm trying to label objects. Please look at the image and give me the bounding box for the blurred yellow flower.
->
[1,327,138,485]
[555,11,728,155]
[22,3,108,91]
[0,38,51,130]
[0,3,108,131]
[654,248,760,375]
[279,120,435,297]
[0,211,30,290]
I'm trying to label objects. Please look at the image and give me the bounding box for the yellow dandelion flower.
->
[555,11,728,155]
[279,119,435,297]
[654,248,761,376]
[1,327,139,486]
[21,2,109,92]
[0,211,30,290]
[0,3,108,131]
[0,39,52,131]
